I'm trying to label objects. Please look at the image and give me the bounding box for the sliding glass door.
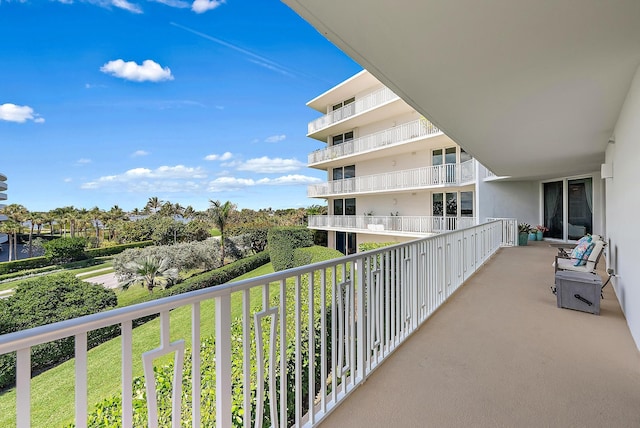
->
[543,178,593,240]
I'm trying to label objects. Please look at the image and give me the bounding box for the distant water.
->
[0,243,28,263]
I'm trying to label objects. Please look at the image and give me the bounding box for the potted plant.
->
[518,223,531,246]
[535,225,548,241]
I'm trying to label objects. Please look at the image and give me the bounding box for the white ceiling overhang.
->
[284,0,640,179]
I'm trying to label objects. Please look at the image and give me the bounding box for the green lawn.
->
[0,247,341,427]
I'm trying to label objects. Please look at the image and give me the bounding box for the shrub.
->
[267,227,313,271]
[85,241,153,258]
[358,242,396,252]
[0,256,51,275]
[113,239,222,281]
[43,237,88,263]
[0,273,118,389]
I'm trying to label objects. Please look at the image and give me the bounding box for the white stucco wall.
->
[606,64,640,349]
[476,177,539,226]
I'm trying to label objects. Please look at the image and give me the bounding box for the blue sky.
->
[0,0,361,212]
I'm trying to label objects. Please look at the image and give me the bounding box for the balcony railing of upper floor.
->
[308,118,442,165]
[309,215,480,236]
[0,220,515,428]
[0,182,7,192]
[308,160,476,198]
[307,87,400,135]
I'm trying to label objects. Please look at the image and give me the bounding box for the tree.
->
[146,196,163,214]
[208,200,235,266]
[0,220,21,261]
[43,237,88,263]
[2,204,28,259]
[119,255,179,293]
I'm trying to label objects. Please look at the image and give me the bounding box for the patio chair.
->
[554,236,605,274]
[551,235,612,297]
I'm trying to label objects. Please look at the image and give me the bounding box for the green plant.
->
[43,237,88,263]
[119,256,179,293]
[518,223,532,234]
[0,272,117,389]
[267,227,313,271]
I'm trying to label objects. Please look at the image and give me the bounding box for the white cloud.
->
[100,59,174,82]
[81,165,207,190]
[235,157,304,173]
[204,152,233,161]
[131,150,149,157]
[112,0,142,13]
[207,174,321,192]
[265,134,286,143]
[191,0,224,13]
[63,178,73,183]
[0,103,45,123]
[76,158,92,165]
[151,0,189,8]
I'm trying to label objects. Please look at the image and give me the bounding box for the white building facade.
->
[306,71,484,254]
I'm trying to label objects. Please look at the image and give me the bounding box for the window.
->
[332,97,355,111]
[333,199,343,216]
[460,192,473,217]
[332,131,354,146]
[333,198,356,216]
[345,198,356,215]
[332,165,355,181]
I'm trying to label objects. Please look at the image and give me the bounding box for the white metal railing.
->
[308,118,441,165]
[486,218,518,246]
[308,160,476,197]
[308,87,399,134]
[0,221,509,428]
[308,215,478,235]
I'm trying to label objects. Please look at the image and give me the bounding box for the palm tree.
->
[183,205,196,221]
[0,220,20,261]
[119,255,179,293]
[208,199,235,266]
[89,206,104,246]
[3,204,28,258]
[146,196,163,214]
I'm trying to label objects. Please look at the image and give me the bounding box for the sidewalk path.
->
[83,272,119,289]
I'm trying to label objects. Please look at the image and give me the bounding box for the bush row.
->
[0,240,154,275]
[267,227,313,271]
[0,273,118,389]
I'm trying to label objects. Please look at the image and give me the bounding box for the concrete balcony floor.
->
[320,241,640,427]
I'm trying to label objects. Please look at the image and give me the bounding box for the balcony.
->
[0,221,510,427]
[308,118,442,166]
[307,160,476,198]
[319,242,640,427]
[307,86,400,136]
[308,215,478,237]
[2,220,638,427]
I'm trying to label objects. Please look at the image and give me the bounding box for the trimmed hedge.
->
[358,242,396,252]
[0,241,155,275]
[0,273,118,389]
[267,227,313,271]
[0,256,51,275]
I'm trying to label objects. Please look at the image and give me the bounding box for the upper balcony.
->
[308,118,444,168]
[0,181,7,192]
[307,87,407,140]
[308,214,478,237]
[308,160,476,198]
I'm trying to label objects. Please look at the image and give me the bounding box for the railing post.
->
[216,293,232,428]
[356,257,366,382]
